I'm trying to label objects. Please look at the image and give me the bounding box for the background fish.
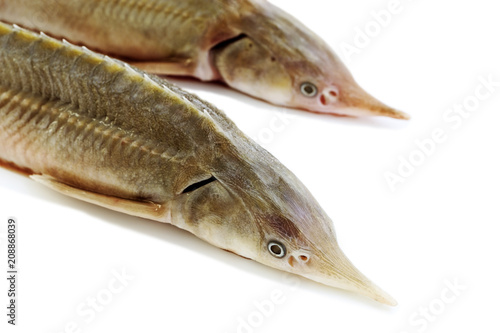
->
[0,22,396,305]
[0,0,409,119]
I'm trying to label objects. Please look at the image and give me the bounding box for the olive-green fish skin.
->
[0,28,206,203]
[0,0,243,78]
[0,0,409,119]
[0,22,396,305]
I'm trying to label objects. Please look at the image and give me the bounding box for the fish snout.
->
[301,247,397,306]
[338,81,411,120]
[284,243,397,306]
[306,83,410,120]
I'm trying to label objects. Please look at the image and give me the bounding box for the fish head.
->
[170,135,396,305]
[286,64,411,120]
[212,4,409,120]
[247,172,397,306]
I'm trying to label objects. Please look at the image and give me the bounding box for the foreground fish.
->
[0,0,409,120]
[0,22,396,305]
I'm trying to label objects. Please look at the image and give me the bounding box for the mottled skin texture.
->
[0,22,396,305]
[0,0,409,119]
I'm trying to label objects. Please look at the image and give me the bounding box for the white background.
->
[1,0,499,332]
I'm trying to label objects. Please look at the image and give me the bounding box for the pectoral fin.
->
[30,175,169,222]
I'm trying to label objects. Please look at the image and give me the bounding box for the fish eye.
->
[300,82,318,97]
[267,241,286,258]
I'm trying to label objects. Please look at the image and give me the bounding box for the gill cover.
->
[213,35,293,105]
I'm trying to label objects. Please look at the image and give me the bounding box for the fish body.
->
[0,22,396,305]
[0,0,409,119]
